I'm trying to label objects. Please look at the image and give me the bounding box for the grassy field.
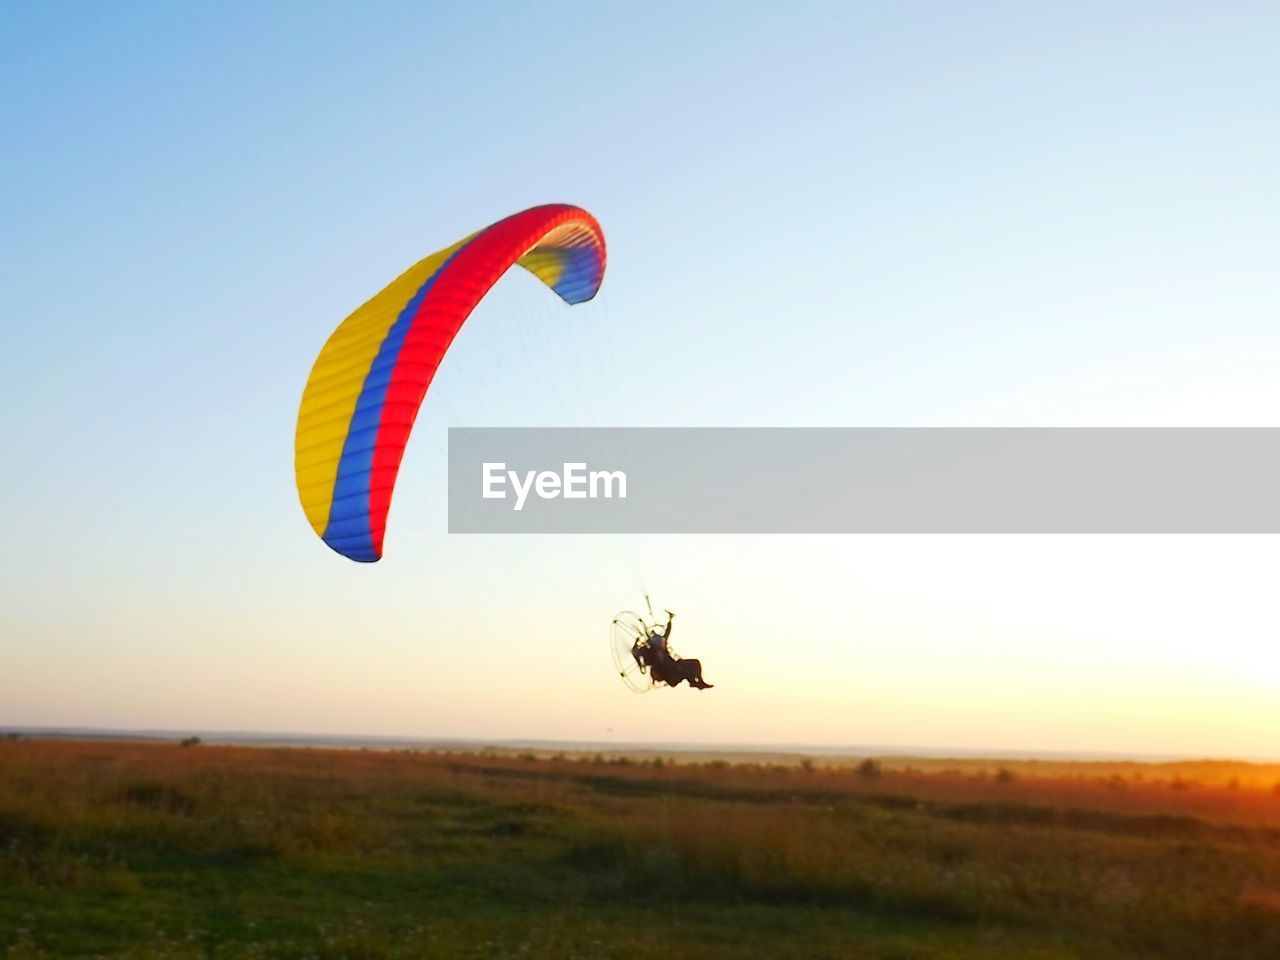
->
[4,740,1280,959]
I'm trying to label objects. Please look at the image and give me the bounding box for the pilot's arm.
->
[664,612,675,645]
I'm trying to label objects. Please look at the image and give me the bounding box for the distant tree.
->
[179,736,201,748]
[857,758,882,779]
[798,757,815,774]
[995,768,1016,784]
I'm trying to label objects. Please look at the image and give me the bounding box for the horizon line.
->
[5,723,1278,766]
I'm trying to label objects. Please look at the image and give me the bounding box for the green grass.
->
[3,741,1280,958]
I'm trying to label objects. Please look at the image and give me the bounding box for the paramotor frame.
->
[610,611,657,693]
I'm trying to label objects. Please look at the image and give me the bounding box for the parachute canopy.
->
[295,204,606,562]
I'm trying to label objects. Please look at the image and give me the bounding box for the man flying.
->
[633,611,714,690]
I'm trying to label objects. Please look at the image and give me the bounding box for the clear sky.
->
[2,2,1278,758]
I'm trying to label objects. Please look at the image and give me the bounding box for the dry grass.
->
[3,739,1280,958]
